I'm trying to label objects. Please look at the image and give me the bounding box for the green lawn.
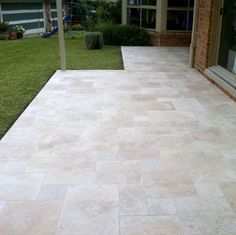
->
[0,36,123,139]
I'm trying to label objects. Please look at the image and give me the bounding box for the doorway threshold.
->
[205,66,236,100]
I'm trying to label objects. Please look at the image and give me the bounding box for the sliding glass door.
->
[218,0,236,74]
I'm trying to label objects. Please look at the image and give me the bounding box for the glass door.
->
[218,0,236,74]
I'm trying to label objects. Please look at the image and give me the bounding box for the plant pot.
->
[9,31,17,40]
[17,32,23,39]
[0,32,9,40]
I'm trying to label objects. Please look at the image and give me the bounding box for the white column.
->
[189,0,199,67]
[0,3,3,22]
[159,0,167,32]
[122,0,127,25]
[56,0,66,71]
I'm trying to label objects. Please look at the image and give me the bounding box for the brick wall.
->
[149,32,192,47]
[194,0,214,71]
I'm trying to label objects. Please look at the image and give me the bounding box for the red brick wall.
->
[194,0,214,71]
[149,32,192,47]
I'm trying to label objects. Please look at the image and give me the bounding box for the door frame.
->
[208,0,224,67]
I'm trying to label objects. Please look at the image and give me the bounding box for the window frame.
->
[126,0,159,30]
[123,0,194,32]
[166,0,194,32]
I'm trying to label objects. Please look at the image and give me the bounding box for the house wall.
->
[193,0,214,72]
[149,32,192,47]
[122,0,194,47]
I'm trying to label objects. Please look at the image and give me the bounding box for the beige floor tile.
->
[174,197,234,216]
[56,185,119,235]
[117,149,160,161]
[148,198,177,215]
[220,182,236,210]
[45,171,95,185]
[0,201,7,215]
[0,161,27,173]
[0,184,41,200]
[120,215,184,235]
[1,47,236,234]
[194,183,224,197]
[37,184,67,200]
[0,143,36,161]
[0,201,62,235]
[119,184,148,215]
[96,161,142,184]
[160,149,227,170]
[0,173,45,185]
[177,211,217,235]
[222,149,236,159]
[143,170,197,198]
[25,157,95,173]
[171,98,204,111]
[190,169,236,183]
[140,157,164,171]
[217,216,236,235]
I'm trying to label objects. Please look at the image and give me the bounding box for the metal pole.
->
[56,0,67,71]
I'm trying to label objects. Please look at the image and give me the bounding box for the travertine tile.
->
[174,197,234,216]
[177,211,217,235]
[119,184,148,215]
[220,182,236,210]
[143,170,197,198]
[96,161,142,184]
[0,161,27,173]
[37,184,67,200]
[56,185,119,235]
[217,216,236,235]
[194,183,224,197]
[0,143,36,161]
[0,201,7,215]
[222,149,236,159]
[0,184,41,200]
[120,215,183,235]
[0,173,45,185]
[25,157,95,173]
[148,198,177,215]
[45,171,95,185]
[171,98,204,111]
[0,47,236,234]
[0,201,62,235]
[140,157,164,171]
[160,149,227,170]
[189,169,236,183]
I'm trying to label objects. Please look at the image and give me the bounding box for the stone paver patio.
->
[0,47,236,235]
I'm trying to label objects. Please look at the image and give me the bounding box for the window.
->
[124,0,194,31]
[167,0,194,31]
[127,8,140,27]
[127,0,157,29]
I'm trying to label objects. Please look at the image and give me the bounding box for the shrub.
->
[0,22,9,32]
[85,0,121,24]
[99,24,150,46]
[96,0,121,24]
[84,32,103,49]
[83,15,97,31]
[71,24,84,31]
[13,25,25,34]
[72,32,84,40]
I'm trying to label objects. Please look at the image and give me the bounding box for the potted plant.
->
[0,22,9,40]
[14,25,26,39]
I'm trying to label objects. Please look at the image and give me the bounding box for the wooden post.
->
[56,0,66,71]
